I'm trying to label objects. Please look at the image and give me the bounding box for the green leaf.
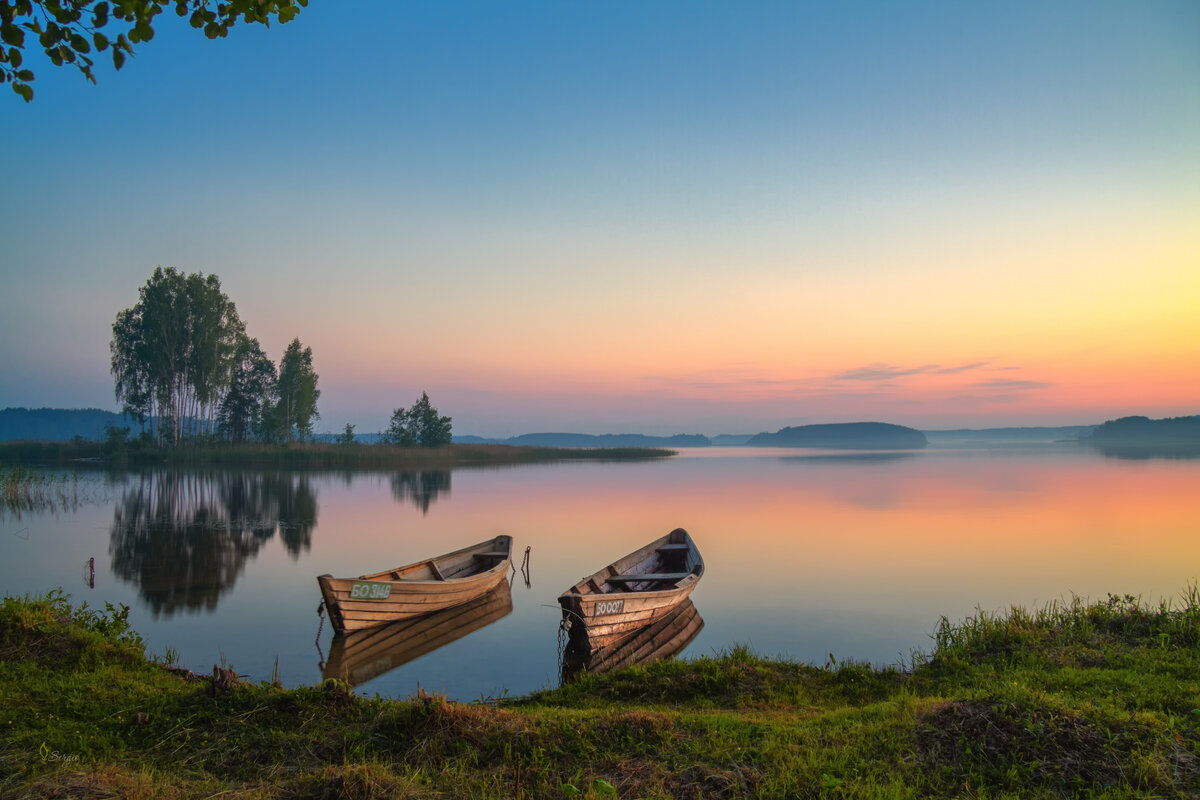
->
[70,32,89,53]
[93,31,108,50]
[8,46,21,67]
[112,47,124,69]
[14,80,32,101]
[0,21,23,47]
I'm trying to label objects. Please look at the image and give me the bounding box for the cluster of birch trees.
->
[110,267,320,445]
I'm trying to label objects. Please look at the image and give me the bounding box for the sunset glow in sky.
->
[2,1,1197,435]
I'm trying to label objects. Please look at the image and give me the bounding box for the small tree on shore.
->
[273,338,319,442]
[383,393,452,447]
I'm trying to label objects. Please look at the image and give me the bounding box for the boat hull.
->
[562,597,704,681]
[318,535,512,633]
[558,528,703,655]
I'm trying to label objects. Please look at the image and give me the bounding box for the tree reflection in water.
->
[389,470,450,514]
[109,470,317,617]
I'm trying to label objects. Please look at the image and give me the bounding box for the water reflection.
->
[321,581,513,686]
[778,451,921,464]
[1089,443,1200,460]
[561,599,704,682]
[390,470,451,514]
[109,470,317,616]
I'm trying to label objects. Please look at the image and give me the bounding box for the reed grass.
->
[0,464,89,516]
[0,440,675,470]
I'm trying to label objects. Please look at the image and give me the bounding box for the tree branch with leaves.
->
[1,0,308,101]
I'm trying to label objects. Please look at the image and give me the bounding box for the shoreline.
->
[1,588,1196,798]
[0,441,677,471]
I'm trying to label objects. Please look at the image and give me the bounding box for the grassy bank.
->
[1,591,1197,798]
[0,440,675,470]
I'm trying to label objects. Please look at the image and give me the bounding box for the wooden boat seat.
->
[656,544,690,552]
[473,551,509,558]
[608,572,691,584]
[427,561,446,580]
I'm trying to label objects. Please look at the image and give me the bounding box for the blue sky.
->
[2,1,1197,435]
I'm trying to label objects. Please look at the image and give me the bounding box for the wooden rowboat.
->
[562,597,703,682]
[558,528,703,654]
[322,582,513,686]
[317,535,512,634]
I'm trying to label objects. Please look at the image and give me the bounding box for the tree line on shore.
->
[109,267,451,448]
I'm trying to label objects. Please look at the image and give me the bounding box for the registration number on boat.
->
[594,599,625,616]
[350,581,392,600]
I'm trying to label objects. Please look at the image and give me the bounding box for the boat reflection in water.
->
[321,581,513,687]
[561,598,703,682]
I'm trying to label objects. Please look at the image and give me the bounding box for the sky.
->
[2,1,1197,436]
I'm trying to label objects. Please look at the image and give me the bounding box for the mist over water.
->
[3,446,1197,700]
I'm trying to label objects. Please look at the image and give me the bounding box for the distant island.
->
[1085,415,1200,457]
[1089,415,1200,443]
[747,422,928,449]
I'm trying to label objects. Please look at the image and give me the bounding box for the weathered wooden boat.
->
[322,582,513,686]
[317,535,512,634]
[562,597,703,681]
[558,527,703,654]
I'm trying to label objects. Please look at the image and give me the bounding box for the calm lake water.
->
[2,446,1197,701]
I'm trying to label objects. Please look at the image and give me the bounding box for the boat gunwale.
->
[557,528,703,603]
[348,534,513,587]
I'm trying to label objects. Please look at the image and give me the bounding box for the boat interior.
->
[365,538,510,583]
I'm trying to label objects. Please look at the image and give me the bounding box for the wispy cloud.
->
[641,365,791,392]
[973,379,1051,391]
[834,363,939,381]
[834,361,990,382]
[932,361,990,375]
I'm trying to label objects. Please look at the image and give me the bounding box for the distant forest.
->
[0,408,132,442]
[4,409,1198,449]
[1089,415,1200,442]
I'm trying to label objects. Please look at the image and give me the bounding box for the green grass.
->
[1,588,1197,798]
